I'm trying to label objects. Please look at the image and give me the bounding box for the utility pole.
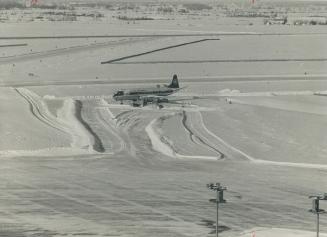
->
[309,193,327,237]
[207,183,227,237]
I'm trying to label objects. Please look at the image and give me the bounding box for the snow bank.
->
[9,88,98,157]
[43,95,56,100]
[145,116,218,160]
[145,118,175,158]
[218,88,241,95]
[252,159,327,169]
[218,89,315,97]
[239,228,327,237]
[57,98,94,151]
[0,147,92,158]
[199,111,327,169]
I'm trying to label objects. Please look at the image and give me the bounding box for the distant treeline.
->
[0,0,72,10]
[117,16,154,21]
[0,0,24,9]
[31,5,73,10]
[183,3,212,11]
[70,2,113,9]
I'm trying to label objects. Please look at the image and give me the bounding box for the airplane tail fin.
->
[168,74,179,88]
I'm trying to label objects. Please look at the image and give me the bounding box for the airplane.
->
[113,74,183,108]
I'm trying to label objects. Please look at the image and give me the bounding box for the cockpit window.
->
[114,91,124,96]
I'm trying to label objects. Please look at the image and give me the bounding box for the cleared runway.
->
[1,75,326,88]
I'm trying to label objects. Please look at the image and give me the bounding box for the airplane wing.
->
[137,95,203,108]
[139,95,201,102]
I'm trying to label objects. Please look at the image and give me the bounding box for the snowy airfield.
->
[1,18,327,237]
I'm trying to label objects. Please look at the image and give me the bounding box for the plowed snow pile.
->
[0,88,95,157]
[239,228,327,237]
[201,97,327,164]
[146,112,221,160]
[0,88,69,153]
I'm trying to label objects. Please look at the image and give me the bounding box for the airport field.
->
[0,7,327,237]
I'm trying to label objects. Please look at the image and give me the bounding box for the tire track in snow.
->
[198,111,327,169]
[146,110,327,169]
[15,88,73,135]
[146,114,220,160]
[15,88,96,153]
[116,110,173,165]
[115,110,144,158]
[181,111,225,159]
[74,99,129,154]
[95,100,127,153]
[2,167,210,237]
[186,111,253,161]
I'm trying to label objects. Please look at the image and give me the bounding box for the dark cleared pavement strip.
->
[0,43,28,47]
[0,75,326,88]
[101,39,220,64]
[109,58,327,64]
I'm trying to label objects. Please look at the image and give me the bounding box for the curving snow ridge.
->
[145,118,176,158]
[239,228,327,237]
[57,98,94,150]
[217,89,315,97]
[145,115,219,160]
[146,109,327,169]
[0,147,93,158]
[15,88,96,156]
[198,111,327,170]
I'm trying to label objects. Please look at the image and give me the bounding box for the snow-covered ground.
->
[238,228,327,237]
[0,87,70,152]
[200,97,327,165]
[0,87,108,157]
[0,16,327,237]
[1,21,327,84]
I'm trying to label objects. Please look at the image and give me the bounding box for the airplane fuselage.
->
[112,74,180,106]
[113,87,176,102]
